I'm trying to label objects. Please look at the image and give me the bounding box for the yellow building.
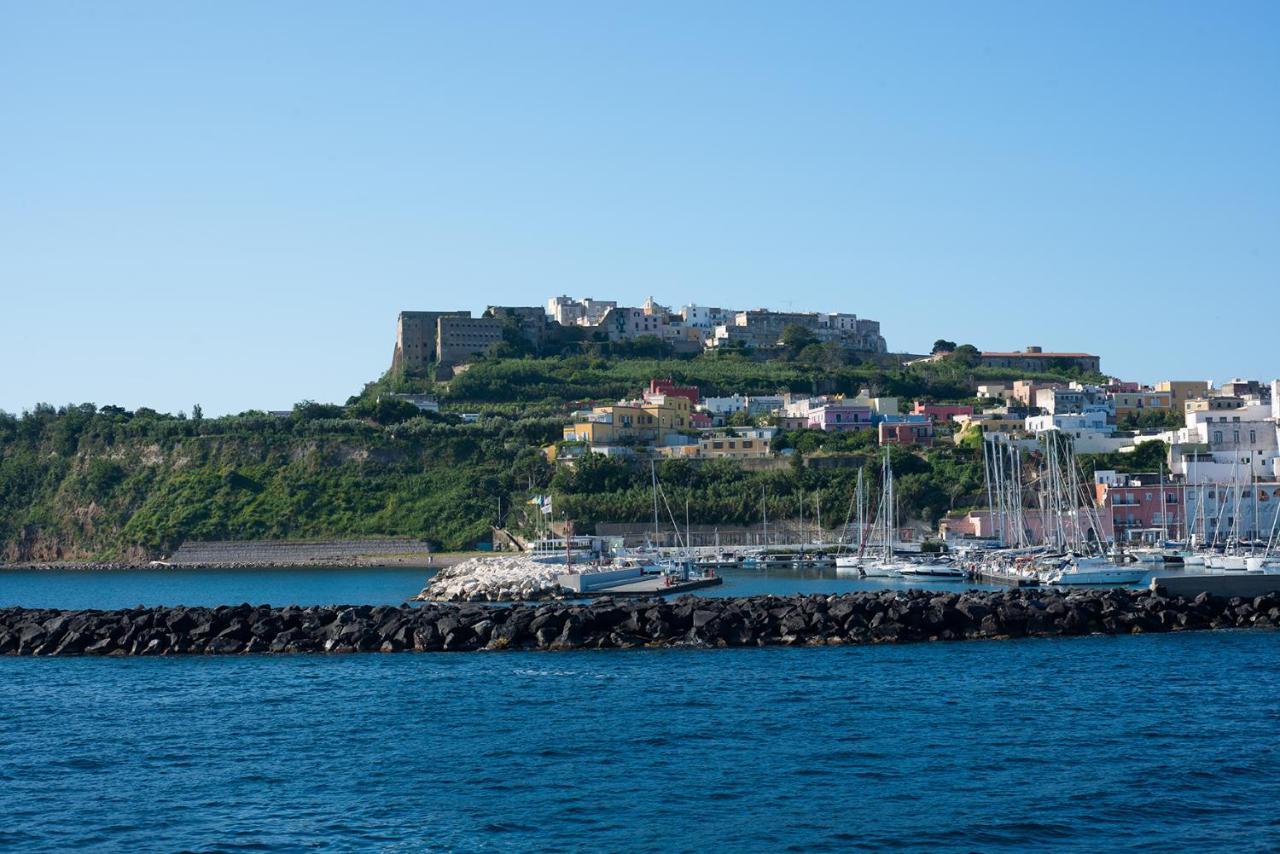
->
[655,429,774,460]
[1155,380,1209,413]
[561,396,691,445]
[1184,396,1246,414]
[1111,390,1172,421]
[641,394,691,433]
[950,414,1027,445]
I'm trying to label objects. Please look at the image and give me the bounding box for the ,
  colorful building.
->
[878,415,935,446]
[1093,471,1185,541]
[562,396,692,446]
[806,404,873,432]
[647,378,700,405]
[1034,385,1113,417]
[1185,396,1247,414]
[1095,470,1280,543]
[911,402,974,422]
[656,428,776,460]
[1010,380,1063,407]
[1156,380,1211,412]
[1110,390,1172,421]
[950,413,1028,444]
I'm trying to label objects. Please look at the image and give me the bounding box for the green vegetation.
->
[1078,440,1170,476]
[0,403,559,560]
[429,351,1094,406]
[1117,409,1184,431]
[0,351,1115,561]
[550,443,988,533]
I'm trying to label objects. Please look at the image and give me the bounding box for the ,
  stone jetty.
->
[1,588,1278,656]
[419,555,570,601]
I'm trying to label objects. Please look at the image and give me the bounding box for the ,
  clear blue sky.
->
[2,1,1277,416]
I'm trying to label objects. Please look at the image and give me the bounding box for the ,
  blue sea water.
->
[2,632,1278,852]
[0,564,1008,611]
[2,567,1277,851]
[0,565,433,610]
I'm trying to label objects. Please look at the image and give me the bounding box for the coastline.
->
[0,553,480,572]
[2,588,1276,656]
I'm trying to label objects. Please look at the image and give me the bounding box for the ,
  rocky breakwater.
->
[419,555,569,601]
[2,588,1278,656]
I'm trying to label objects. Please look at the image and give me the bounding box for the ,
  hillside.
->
[0,405,560,561]
[427,351,1101,405]
[0,353,1102,562]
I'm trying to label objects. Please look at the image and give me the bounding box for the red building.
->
[690,411,713,429]
[1094,473,1184,541]
[911,402,974,422]
[648,378,700,405]
[879,421,935,447]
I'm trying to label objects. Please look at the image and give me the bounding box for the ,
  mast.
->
[858,469,865,549]
[982,436,995,543]
[798,489,804,546]
[762,488,768,546]
[1159,464,1168,544]
[882,449,894,563]
[651,460,660,545]
[1252,470,1260,550]
[815,492,821,545]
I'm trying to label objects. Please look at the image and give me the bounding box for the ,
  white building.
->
[596,306,668,341]
[1182,481,1280,543]
[1166,381,1280,482]
[699,394,786,420]
[701,395,748,416]
[546,296,619,327]
[745,395,785,416]
[679,304,734,329]
[1034,384,1114,418]
[1024,411,1131,454]
[848,391,899,416]
[1026,411,1110,433]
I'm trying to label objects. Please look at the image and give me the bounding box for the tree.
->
[796,341,846,371]
[370,397,422,425]
[192,404,203,423]
[293,400,346,421]
[1118,409,1184,432]
[931,339,957,355]
[946,344,981,368]
[780,323,818,354]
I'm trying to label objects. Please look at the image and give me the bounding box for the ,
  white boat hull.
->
[834,556,863,576]
[1241,558,1280,574]
[858,563,903,578]
[1043,567,1146,586]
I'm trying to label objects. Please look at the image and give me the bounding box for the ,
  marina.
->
[6,558,1274,614]
[942,432,1280,591]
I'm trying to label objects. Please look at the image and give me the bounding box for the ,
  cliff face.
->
[0,406,561,561]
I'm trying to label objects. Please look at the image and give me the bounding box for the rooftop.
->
[981,351,1098,359]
